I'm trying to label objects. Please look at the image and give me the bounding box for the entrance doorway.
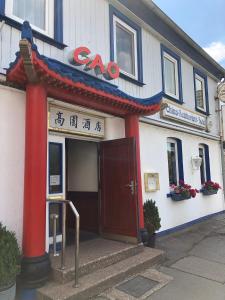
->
[47,134,139,252]
[66,139,99,244]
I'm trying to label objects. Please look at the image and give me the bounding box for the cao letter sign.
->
[69,46,120,80]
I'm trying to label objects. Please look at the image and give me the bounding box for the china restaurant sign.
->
[161,100,206,129]
[69,46,120,80]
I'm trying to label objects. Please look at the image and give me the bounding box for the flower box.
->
[171,193,191,201]
[201,181,221,196]
[169,180,199,201]
[201,189,218,196]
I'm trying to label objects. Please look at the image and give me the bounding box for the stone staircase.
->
[37,238,164,300]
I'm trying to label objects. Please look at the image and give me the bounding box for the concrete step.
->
[52,243,144,284]
[37,247,164,300]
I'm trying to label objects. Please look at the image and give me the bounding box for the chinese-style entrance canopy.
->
[7,22,162,117]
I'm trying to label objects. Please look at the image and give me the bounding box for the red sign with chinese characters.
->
[69,46,120,80]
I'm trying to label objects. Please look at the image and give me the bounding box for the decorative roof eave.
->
[7,22,163,117]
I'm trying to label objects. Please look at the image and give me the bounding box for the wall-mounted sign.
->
[144,173,160,192]
[161,100,206,129]
[68,46,120,80]
[49,105,105,138]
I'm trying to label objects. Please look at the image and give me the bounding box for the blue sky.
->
[153,0,225,68]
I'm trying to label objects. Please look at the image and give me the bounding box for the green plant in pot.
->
[143,200,161,247]
[0,223,21,300]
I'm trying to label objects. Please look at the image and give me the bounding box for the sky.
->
[153,0,225,68]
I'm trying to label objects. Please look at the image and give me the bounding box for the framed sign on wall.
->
[144,173,160,192]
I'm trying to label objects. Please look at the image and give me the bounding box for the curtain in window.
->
[195,77,204,109]
[116,23,135,76]
[167,142,178,185]
[13,0,46,30]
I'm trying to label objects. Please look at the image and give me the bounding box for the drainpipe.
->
[216,79,225,202]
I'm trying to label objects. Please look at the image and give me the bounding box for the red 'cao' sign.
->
[69,46,120,80]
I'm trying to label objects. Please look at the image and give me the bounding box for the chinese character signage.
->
[49,106,105,138]
[160,100,206,129]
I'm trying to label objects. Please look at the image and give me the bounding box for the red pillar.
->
[21,84,50,287]
[125,115,144,229]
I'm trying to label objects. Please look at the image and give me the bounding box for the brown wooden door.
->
[100,137,138,238]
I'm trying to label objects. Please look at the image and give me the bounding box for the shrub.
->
[143,200,161,235]
[0,223,21,288]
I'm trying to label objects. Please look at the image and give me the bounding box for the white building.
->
[0,0,224,286]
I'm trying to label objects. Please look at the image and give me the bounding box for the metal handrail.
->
[47,198,80,287]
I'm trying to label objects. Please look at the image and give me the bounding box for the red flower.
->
[202,180,221,191]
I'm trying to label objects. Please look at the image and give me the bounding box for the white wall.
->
[104,116,125,140]
[0,86,25,247]
[67,140,98,192]
[140,121,224,232]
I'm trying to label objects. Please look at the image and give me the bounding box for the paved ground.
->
[96,212,225,300]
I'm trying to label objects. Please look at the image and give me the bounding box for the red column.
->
[23,84,47,257]
[125,115,144,229]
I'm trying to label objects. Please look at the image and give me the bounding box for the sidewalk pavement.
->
[96,212,225,300]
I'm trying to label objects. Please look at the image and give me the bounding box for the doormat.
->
[98,269,173,300]
[116,275,158,298]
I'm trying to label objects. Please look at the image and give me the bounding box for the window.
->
[167,138,184,185]
[5,0,54,36]
[167,139,179,185]
[199,146,206,184]
[194,69,209,114]
[199,144,211,183]
[49,142,63,194]
[161,45,183,103]
[109,5,143,85]
[1,0,64,47]
[114,17,137,78]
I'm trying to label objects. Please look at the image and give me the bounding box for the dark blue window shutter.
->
[204,145,211,181]
[176,139,184,181]
[0,0,5,15]
[54,0,63,43]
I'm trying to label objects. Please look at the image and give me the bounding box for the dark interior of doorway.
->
[65,138,99,245]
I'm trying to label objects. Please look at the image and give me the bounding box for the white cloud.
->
[203,42,225,63]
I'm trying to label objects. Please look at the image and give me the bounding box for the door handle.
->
[125,180,137,196]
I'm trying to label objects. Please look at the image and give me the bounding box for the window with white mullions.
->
[194,69,209,114]
[195,74,206,111]
[167,139,179,185]
[113,16,138,80]
[5,0,54,37]
[162,49,181,101]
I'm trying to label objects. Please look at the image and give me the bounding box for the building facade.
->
[0,0,225,285]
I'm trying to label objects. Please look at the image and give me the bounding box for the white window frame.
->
[199,145,207,183]
[167,138,179,185]
[163,52,179,100]
[113,15,138,80]
[5,0,54,37]
[195,73,206,112]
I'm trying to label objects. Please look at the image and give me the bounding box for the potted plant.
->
[201,180,221,195]
[143,200,161,247]
[0,223,20,300]
[169,180,199,201]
